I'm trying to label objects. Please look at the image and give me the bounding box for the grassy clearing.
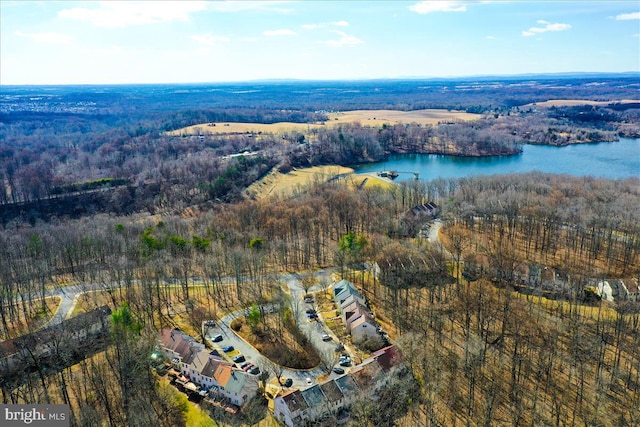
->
[168,109,482,136]
[246,165,352,199]
[166,122,319,136]
[326,109,480,126]
[246,165,395,200]
[522,98,640,108]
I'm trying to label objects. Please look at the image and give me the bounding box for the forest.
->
[1,75,639,225]
[0,75,639,426]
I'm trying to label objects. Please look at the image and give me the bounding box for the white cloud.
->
[522,20,571,37]
[319,31,363,47]
[615,12,640,20]
[208,1,293,13]
[58,1,207,28]
[14,31,73,43]
[302,20,350,30]
[189,34,230,46]
[263,29,297,36]
[409,1,467,14]
[486,35,496,40]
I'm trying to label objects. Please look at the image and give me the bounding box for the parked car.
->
[232,355,245,363]
[242,363,254,371]
[240,362,251,369]
[321,333,331,341]
[283,378,293,387]
[205,320,215,327]
[332,367,345,375]
[334,344,345,352]
[306,312,318,319]
[222,345,234,352]
[339,355,351,366]
[306,377,313,385]
[212,334,223,342]
[249,366,260,375]
[305,308,316,314]
[304,295,313,303]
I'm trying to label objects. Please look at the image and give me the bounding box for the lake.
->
[353,138,640,181]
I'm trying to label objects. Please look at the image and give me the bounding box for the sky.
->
[1,1,639,85]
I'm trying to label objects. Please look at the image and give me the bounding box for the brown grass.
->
[522,98,640,108]
[326,109,480,126]
[246,165,395,200]
[167,109,482,136]
[246,165,353,200]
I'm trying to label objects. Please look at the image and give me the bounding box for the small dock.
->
[377,171,399,179]
[376,170,419,180]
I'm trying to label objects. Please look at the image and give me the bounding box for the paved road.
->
[204,269,351,390]
[32,269,348,389]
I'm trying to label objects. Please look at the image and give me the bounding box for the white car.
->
[306,377,313,385]
[321,334,331,342]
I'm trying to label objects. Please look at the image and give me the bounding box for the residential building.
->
[273,346,403,427]
[0,305,112,381]
[274,390,308,427]
[333,279,379,345]
[628,280,640,302]
[157,328,258,407]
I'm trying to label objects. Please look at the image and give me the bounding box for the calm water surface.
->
[353,138,640,181]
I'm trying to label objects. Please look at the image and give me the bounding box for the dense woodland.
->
[1,171,639,426]
[1,75,639,426]
[2,75,639,223]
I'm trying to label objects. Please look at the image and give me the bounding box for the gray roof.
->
[301,384,327,408]
[334,374,360,397]
[319,380,344,403]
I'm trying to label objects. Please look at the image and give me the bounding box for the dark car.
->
[212,334,223,342]
[332,367,345,375]
[222,345,234,352]
[249,366,260,375]
[283,378,293,387]
[232,355,245,363]
[306,312,318,319]
[305,308,316,314]
[334,344,345,352]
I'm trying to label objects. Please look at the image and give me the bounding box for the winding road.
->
[35,269,349,390]
[204,270,350,389]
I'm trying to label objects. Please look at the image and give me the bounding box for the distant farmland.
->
[167,108,481,136]
[522,98,640,108]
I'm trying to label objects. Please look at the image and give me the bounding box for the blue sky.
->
[1,1,638,84]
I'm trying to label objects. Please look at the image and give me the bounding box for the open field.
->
[167,108,482,136]
[246,165,394,200]
[326,108,480,126]
[523,98,640,108]
[167,121,319,136]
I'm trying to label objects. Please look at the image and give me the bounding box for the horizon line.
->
[1,71,639,87]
